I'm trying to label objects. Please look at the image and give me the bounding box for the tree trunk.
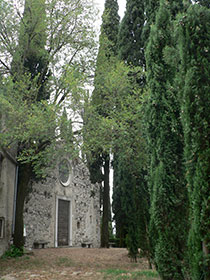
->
[101,155,110,248]
[13,163,32,249]
[203,241,210,280]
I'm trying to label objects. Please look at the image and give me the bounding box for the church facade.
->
[0,154,100,256]
[24,158,101,248]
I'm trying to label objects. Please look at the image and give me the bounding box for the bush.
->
[2,245,24,258]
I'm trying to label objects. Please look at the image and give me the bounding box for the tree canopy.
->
[0,0,97,169]
[0,0,97,249]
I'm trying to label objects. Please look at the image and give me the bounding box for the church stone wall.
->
[24,159,101,249]
[0,151,17,257]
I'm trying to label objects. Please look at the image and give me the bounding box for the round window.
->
[59,159,72,186]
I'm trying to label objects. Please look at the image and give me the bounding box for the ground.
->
[0,248,159,280]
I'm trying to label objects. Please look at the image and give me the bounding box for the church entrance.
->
[57,199,71,246]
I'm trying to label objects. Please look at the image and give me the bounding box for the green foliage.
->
[121,167,139,261]
[0,0,97,175]
[84,54,147,253]
[0,0,97,249]
[0,77,76,177]
[145,0,188,278]
[102,0,120,55]
[11,0,49,101]
[113,0,151,261]
[112,156,128,248]
[2,245,24,259]
[92,1,120,113]
[112,89,149,260]
[84,61,145,156]
[118,0,145,67]
[86,0,120,248]
[142,0,160,47]
[195,0,210,8]
[176,4,210,279]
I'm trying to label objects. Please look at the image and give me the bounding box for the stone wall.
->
[24,158,101,249]
[0,150,17,257]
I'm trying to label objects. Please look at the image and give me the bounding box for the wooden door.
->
[58,199,70,246]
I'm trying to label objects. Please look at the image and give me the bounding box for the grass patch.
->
[55,256,74,267]
[102,268,159,279]
[135,271,159,277]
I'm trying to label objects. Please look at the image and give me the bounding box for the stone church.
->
[0,153,101,256]
[24,158,101,249]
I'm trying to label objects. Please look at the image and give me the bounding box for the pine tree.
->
[90,0,120,248]
[177,5,210,279]
[145,0,188,278]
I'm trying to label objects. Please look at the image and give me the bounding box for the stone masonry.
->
[0,149,17,257]
[24,158,101,249]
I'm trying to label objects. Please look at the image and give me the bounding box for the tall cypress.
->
[112,155,128,247]
[12,0,49,249]
[90,0,120,248]
[177,5,210,279]
[118,0,145,67]
[113,114,150,261]
[120,159,139,261]
[11,0,49,100]
[113,0,151,261]
[145,0,188,278]
[142,0,160,48]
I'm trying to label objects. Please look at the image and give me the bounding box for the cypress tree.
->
[11,0,49,100]
[2,0,96,249]
[195,0,210,8]
[120,161,139,261]
[113,113,150,262]
[112,155,128,247]
[142,0,160,48]
[12,0,49,249]
[113,0,151,261]
[145,0,188,278]
[118,0,145,67]
[90,0,120,248]
[177,5,210,279]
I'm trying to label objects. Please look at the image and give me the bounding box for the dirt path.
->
[0,248,158,280]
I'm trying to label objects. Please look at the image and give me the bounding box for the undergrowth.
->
[1,245,24,259]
